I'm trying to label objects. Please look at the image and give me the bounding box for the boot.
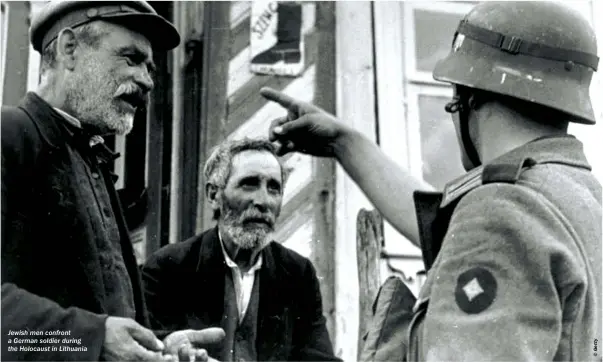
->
[251,2,304,76]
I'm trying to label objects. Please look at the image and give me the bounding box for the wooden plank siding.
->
[1,1,30,106]
[196,1,338,343]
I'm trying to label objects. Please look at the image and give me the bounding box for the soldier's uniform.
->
[410,135,601,360]
[396,2,602,359]
[361,2,602,359]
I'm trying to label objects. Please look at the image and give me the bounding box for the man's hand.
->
[101,316,167,361]
[163,328,225,362]
[260,87,349,157]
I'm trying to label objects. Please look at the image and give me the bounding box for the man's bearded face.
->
[219,194,277,250]
[62,23,153,135]
[217,150,283,250]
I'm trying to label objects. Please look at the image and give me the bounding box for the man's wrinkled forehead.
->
[229,150,283,180]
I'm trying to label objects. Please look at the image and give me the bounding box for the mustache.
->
[114,83,147,107]
[238,208,276,227]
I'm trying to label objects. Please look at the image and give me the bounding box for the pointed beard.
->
[221,222,272,250]
[219,205,274,250]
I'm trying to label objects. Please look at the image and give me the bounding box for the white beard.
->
[220,221,273,250]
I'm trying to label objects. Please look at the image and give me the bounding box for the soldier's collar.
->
[441,135,590,208]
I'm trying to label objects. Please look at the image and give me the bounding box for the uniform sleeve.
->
[414,183,579,361]
[291,260,342,361]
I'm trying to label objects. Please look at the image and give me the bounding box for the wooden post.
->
[334,2,377,359]
[196,1,231,234]
[312,0,338,343]
[1,1,30,106]
[356,208,384,358]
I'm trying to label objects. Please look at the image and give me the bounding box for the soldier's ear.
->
[56,28,78,71]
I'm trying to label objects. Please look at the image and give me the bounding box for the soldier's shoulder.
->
[442,157,538,208]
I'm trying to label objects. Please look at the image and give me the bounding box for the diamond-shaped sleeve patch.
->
[454,267,497,314]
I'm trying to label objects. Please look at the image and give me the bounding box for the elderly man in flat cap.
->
[1,1,224,361]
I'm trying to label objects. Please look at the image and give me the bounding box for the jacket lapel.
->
[193,227,228,327]
[257,244,292,360]
[20,93,108,313]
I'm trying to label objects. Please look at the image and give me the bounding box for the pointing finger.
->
[260,87,298,110]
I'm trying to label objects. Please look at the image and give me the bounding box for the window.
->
[416,90,462,190]
[403,1,474,189]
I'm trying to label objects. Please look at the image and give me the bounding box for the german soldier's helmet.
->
[433,1,599,124]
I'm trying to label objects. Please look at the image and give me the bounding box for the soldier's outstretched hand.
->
[260,87,350,157]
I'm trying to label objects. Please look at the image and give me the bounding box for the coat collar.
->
[441,135,590,207]
[19,92,70,150]
[194,226,291,282]
[195,226,289,316]
[19,92,120,166]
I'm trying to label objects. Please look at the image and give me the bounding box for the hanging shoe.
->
[251,2,304,77]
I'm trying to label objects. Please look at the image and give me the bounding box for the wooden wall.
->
[1,1,30,106]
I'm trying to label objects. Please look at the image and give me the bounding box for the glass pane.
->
[414,8,465,73]
[418,95,465,189]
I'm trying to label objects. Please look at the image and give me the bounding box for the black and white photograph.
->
[1,1,602,361]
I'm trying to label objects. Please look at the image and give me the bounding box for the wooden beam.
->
[230,15,251,58]
[356,209,383,358]
[146,2,174,256]
[333,2,377,360]
[311,0,338,350]
[1,2,30,106]
[196,2,232,234]
[277,181,317,232]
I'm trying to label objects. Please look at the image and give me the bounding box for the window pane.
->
[414,8,465,73]
[418,95,465,189]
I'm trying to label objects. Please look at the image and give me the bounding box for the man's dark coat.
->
[142,227,341,361]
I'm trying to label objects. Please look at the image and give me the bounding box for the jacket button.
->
[91,172,100,179]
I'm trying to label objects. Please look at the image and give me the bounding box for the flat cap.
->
[30,1,180,52]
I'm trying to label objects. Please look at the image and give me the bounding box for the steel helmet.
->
[433,1,599,124]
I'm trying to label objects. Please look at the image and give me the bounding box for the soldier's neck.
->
[474,104,568,164]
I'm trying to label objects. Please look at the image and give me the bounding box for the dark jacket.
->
[141,227,341,361]
[1,93,149,361]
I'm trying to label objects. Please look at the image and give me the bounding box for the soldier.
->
[260,1,601,360]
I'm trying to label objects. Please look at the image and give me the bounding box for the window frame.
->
[406,83,457,185]
[403,1,476,85]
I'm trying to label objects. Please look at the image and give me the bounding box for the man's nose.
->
[252,188,276,212]
[135,66,154,93]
